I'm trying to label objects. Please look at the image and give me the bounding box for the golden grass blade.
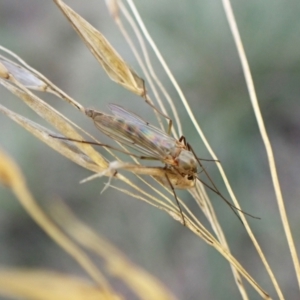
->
[0,149,115,297]
[0,60,8,79]
[0,104,102,173]
[53,0,145,96]
[221,1,288,299]
[50,201,177,300]
[0,269,120,300]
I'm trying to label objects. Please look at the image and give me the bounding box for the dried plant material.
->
[0,105,101,173]
[50,201,177,300]
[0,68,269,298]
[0,149,115,297]
[50,200,269,299]
[0,147,176,300]
[0,57,48,90]
[221,1,287,298]
[0,46,84,111]
[54,0,145,96]
[0,269,120,300]
[0,78,107,170]
[111,1,182,137]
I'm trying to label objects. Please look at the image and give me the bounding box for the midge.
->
[86,104,198,180]
[52,104,258,225]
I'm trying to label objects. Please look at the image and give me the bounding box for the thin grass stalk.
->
[121,1,251,297]
[222,0,293,299]
[116,1,182,137]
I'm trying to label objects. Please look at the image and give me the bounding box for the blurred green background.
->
[1,0,300,299]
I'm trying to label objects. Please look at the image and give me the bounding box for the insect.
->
[51,103,259,225]
[83,104,199,224]
[86,104,198,178]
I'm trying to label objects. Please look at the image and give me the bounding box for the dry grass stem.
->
[50,200,177,300]
[112,1,182,137]
[221,0,295,299]
[0,149,115,298]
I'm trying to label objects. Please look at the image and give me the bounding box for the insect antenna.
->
[195,174,259,224]
[187,142,260,221]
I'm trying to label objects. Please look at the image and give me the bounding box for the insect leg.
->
[49,134,160,160]
[164,172,186,226]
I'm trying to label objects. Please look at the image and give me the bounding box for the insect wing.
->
[109,104,172,140]
[108,104,146,125]
[107,104,177,158]
[91,110,163,159]
[91,116,155,157]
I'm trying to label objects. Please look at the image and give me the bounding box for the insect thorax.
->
[175,149,197,176]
